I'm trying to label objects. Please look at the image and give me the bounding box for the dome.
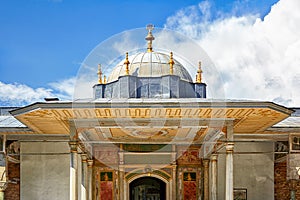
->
[107,51,193,83]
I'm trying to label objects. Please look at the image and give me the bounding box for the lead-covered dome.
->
[93,24,206,99]
[107,51,193,83]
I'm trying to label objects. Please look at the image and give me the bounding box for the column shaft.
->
[0,180,7,200]
[119,149,124,200]
[211,154,218,200]
[69,141,78,200]
[119,169,125,200]
[203,159,210,200]
[172,165,177,200]
[0,191,4,200]
[81,154,88,200]
[87,160,93,200]
[225,143,234,200]
[0,188,5,200]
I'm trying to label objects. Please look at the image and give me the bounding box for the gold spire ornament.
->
[124,52,130,75]
[196,61,203,83]
[145,24,155,52]
[169,52,175,75]
[97,64,103,84]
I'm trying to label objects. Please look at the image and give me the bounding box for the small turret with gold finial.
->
[145,24,155,52]
[97,64,103,84]
[169,52,175,75]
[196,61,203,83]
[124,52,130,75]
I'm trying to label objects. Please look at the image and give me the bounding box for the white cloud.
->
[49,77,76,99]
[0,78,75,106]
[0,81,54,106]
[165,0,300,106]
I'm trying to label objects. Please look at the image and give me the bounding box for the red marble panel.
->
[183,181,197,200]
[100,181,113,200]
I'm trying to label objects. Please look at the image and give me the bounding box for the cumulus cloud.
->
[165,0,300,106]
[0,81,54,106]
[49,77,76,99]
[0,78,74,106]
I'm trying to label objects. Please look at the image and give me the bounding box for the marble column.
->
[172,164,177,200]
[225,122,234,200]
[203,159,210,200]
[118,146,125,200]
[119,168,125,200]
[69,141,78,200]
[225,143,234,200]
[0,182,6,200]
[81,154,88,200]
[171,144,177,200]
[211,154,218,200]
[87,159,93,200]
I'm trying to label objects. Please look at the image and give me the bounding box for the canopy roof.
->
[7,99,293,144]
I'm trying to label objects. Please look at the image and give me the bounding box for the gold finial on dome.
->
[124,52,130,75]
[196,61,203,83]
[169,52,175,75]
[97,64,103,84]
[145,24,155,52]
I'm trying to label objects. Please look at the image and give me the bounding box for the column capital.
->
[81,153,88,163]
[87,159,94,168]
[211,154,218,161]
[226,142,234,153]
[203,159,210,168]
[69,141,78,153]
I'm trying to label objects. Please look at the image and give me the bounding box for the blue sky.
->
[2,0,300,106]
[0,0,278,86]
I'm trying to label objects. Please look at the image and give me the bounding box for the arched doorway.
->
[129,177,166,200]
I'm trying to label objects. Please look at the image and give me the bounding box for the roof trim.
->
[10,99,294,117]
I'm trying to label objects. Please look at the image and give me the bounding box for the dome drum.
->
[93,74,206,99]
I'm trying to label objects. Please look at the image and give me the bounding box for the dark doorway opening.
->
[129,177,166,200]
